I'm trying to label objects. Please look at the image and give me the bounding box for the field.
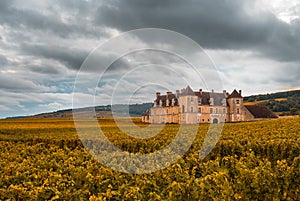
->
[1,117,300,200]
[244,98,288,106]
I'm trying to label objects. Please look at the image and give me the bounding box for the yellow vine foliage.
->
[0,117,299,200]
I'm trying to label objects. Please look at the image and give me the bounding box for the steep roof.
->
[180,86,195,96]
[228,89,242,98]
[194,91,226,106]
[155,86,227,107]
[210,92,226,105]
[245,105,278,118]
[155,94,179,107]
[194,91,210,104]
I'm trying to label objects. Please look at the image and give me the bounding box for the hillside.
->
[30,103,153,119]
[244,90,300,115]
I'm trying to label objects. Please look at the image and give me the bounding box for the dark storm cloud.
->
[21,43,89,70]
[21,43,131,73]
[28,64,61,75]
[0,0,112,76]
[95,0,272,47]
[257,19,300,62]
[94,0,300,62]
[0,0,107,39]
[0,74,52,91]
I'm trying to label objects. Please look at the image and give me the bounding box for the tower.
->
[178,86,198,124]
[227,89,244,122]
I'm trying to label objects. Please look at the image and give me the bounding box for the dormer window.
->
[198,98,202,104]
[236,100,240,104]
[210,98,214,106]
[222,99,226,106]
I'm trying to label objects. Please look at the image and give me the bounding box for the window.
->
[208,119,210,122]
[198,98,202,104]
[223,108,226,114]
[222,98,226,106]
[191,97,194,102]
[210,98,214,105]
[237,108,240,114]
[191,107,193,112]
[198,108,201,113]
[182,105,185,113]
[215,108,218,113]
[210,108,213,114]
[202,119,204,122]
[236,100,240,104]
[166,109,168,114]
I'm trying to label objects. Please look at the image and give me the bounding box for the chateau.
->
[141,86,277,124]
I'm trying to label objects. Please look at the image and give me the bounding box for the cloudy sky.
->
[0,0,300,118]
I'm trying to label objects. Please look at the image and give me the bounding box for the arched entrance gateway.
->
[213,118,219,124]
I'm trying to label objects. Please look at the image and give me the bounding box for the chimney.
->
[223,90,227,98]
[212,89,214,93]
[166,92,172,106]
[239,90,242,96]
[199,88,202,95]
[156,92,160,99]
[176,90,180,97]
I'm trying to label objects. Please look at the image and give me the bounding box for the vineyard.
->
[1,117,300,200]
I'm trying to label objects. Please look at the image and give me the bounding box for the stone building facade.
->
[141,86,277,124]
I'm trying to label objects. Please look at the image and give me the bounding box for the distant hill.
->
[6,103,153,119]
[244,90,300,116]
